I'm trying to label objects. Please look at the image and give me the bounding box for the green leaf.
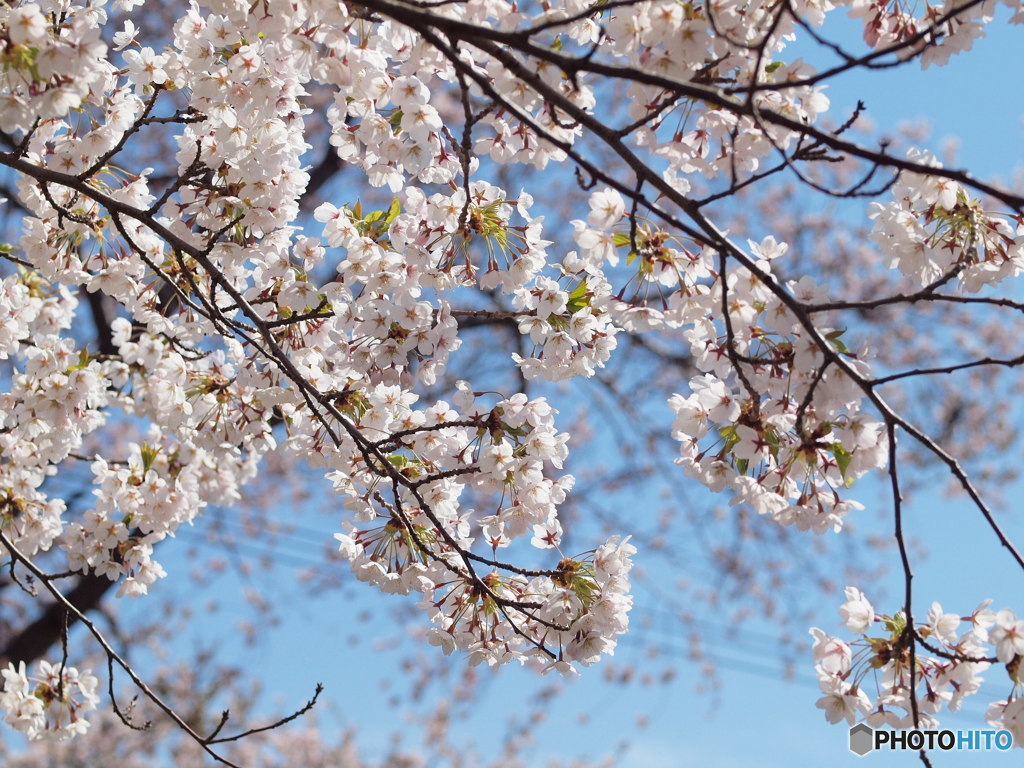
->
[566,278,590,313]
[825,328,849,354]
[140,443,160,473]
[546,314,569,331]
[572,573,598,609]
[831,441,851,474]
[881,612,906,640]
[7,44,41,80]
[831,441,853,483]
[68,347,92,371]
[718,424,739,447]
[385,197,401,224]
[612,233,632,247]
[765,61,784,74]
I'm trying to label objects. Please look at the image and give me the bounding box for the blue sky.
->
[789,12,1024,182]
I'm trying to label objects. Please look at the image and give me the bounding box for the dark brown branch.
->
[0,572,115,667]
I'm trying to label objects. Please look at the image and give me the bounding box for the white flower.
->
[815,676,871,725]
[809,628,852,676]
[586,188,625,230]
[989,609,1024,663]
[987,698,1024,747]
[927,602,961,646]
[112,20,137,50]
[8,4,48,45]
[1,660,98,740]
[839,586,874,634]
[123,47,169,87]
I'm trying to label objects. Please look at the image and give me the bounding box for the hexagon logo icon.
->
[849,723,874,756]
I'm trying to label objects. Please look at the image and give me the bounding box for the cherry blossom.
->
[0,661,99,741]
[0,0,1021,757]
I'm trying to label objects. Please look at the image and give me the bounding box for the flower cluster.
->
[327,384,634,669]
[0,273,108,559]
[668,251,888,533]
[1,661,99,741]
[848,0,1007,67]
[869,149,1024,291]
[812,587,1024,747]
[423,535,636,674]
[569,189,887,533]
[0,2,109,134]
